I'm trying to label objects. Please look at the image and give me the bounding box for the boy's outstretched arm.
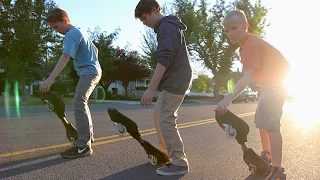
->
[140,63,166,106]
[226,68,255,100]
[48,54,70,80]
[215,68,255,115]
[39,54,70,92]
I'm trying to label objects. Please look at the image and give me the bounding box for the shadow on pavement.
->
[0,153,74,179]
[100,163,185,180]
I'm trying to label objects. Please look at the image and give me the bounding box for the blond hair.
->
[221,9,247,25]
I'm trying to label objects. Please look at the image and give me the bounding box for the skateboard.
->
[39,91,78,145]
[107,108,169,165]
[215,110,269,178]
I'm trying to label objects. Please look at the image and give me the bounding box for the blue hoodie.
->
[154,15,192,95]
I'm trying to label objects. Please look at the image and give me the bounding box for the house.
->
[107,79,150,97]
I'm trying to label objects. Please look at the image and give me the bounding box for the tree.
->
[173,0,268,98]
[140,27,157,70]
[235,0,269,37]
[0,0,58,98]
[172,0,198,47]
[45,36,64,76]
[114,49,151,96]
[88,27,120,91]
[0,0,13,93]
[192,74,212,92]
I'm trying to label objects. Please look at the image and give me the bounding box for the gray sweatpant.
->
[74,74,101,148]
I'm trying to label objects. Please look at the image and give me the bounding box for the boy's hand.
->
[140,88,156,107]
[215,96,232,115]
[39,78,55,93]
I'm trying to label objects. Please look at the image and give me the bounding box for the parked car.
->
[234,88,258,103]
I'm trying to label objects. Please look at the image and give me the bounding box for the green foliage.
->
[235,0,269,37]
[172,0,268,98]
[88,27,120,91]
[0,0,57,92]
[0,0,267,100]
[140,27,157,70]
[192,74,212,92]
[113,49,151,96]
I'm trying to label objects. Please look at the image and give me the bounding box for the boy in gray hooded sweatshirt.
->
[135,0,192,176]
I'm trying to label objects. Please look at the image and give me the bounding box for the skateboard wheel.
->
[44,100,54,111]
[249,165,256,175]
[116,126,127,136]
[113,122,127,136]
[148,155,158,165]
[68,137,77,146]
[223,124,237,138]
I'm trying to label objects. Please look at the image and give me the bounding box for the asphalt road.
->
[0,100,320,180]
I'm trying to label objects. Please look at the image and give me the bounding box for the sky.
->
[53,0,318,97]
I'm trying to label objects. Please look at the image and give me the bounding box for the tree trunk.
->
[213,83,221,99]
[123,82,128,97]
[213,75,223,100]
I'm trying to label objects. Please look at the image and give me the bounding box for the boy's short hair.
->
[46,8,69,23]
[221,9,247,25]
[134,0,161,19]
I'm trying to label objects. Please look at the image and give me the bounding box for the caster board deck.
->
[107,108,169,165]
[215,110,250,144]
[215,110,269,177]
[39,91,78,145]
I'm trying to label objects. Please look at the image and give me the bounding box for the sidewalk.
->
[0,99,204,118]
[101,100,152,105]
[101,99,202,104]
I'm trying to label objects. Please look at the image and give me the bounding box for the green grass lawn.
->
[0,96,107,107]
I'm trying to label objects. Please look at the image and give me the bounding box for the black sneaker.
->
[60,146,93,159]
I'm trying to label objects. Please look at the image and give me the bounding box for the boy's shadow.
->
[0,153,73,179]
[100,163,185,180]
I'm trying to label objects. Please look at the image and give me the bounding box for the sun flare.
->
[284,68,320,126]
[284,102,320,127]
[285,67,320,102]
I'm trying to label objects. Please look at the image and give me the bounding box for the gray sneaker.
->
[156,163,189,176]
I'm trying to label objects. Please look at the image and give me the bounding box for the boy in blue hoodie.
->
[135,0,192,176]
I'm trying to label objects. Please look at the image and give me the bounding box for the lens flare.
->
[14,81,20,118]
[227,78,235,93]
